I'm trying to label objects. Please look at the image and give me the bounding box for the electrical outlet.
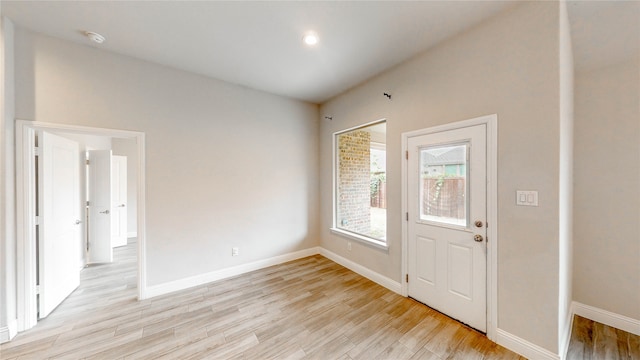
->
[232,247,239,256]
[347,242,352,251]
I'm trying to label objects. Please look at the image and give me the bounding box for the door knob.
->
[118,204,126,207]
[474,220,484,228]
[75,220,82,225]
[474,234,483,242]
[100,210,110,214]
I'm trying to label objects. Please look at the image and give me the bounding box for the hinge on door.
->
[405,150,409,160]
[86,159,90,165]
[36,285,40,295]
[34,146,40,156]
[34,216,40,226]
[86,201,90,206]
[406,274,409,283]
[406,212,409,221]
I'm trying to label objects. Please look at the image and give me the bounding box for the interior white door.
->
[407,124,487,332]
[87,150,113,263]
[38,131,82,319]
[111,155,128,247]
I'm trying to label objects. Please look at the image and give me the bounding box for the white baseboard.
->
[0,319,18,344]
[319,248,402,294]
[572,301,640,336]
[144,247,321,298]
[143,246,403,300]
[496,328,560,360]
[560,307,574,360]
[127,231,137,238]
[0,327,9,344]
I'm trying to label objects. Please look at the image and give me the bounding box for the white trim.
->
[145,247,321,298]
[331,118,387,250]
[0,319,17,344]
[496,328,560,360]
[572,301,640,336]
[487,114,499,341]
[320,247,402,294]
[333,118,387,136]
[329,228,388,251]
[560,302,575,360]
[135,133,147,300]
[0,327,9,344]
[127,231,138,238]
[15,120,147,332]
[134,246,404,302]
[16,124,37,331]
[401,114,498,341]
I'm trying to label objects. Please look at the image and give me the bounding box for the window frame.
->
[331,119,388,250]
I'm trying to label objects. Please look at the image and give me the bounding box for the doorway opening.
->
[401,114,498,340]
[16,120,147,332]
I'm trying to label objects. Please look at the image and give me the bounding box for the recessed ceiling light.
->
[85,31,106,44]
[303,32,319,46]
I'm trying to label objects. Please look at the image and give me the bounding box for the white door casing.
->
[38,132,82,319]
[111,155,128,247]
[407,123,487,332]
[16,120,147,333]
[87,150,113,264]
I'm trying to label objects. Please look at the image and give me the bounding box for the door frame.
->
[401,114,498,340]
[15,120,147,331]
[111,154,128,248]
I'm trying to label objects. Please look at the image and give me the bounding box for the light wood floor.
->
[566,315,640,360]
[2,240,525,359]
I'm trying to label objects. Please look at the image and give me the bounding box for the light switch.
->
[516,190,538,206]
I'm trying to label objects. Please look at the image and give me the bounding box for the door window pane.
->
[419,143,468,226]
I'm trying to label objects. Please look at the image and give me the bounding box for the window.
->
[333,121,386,245]
[419,143,468,227]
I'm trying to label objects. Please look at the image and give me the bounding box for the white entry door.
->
[111,155,128,247]
[87,150,113,263]
[38,132,82,318]
[407,123,487,332]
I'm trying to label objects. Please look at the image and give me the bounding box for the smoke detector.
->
[85,31,106,44]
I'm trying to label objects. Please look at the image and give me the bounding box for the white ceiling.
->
[2,1,638,103]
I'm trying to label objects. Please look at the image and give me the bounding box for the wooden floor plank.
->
[12,240,635,359]
[566,315,640,360]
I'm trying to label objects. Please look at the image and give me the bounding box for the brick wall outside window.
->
[337,130,370,234]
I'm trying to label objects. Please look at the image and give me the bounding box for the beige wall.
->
[573,58,640,320]
[13,28,320,287]
[5,1,636,355]
[320,2,562,353]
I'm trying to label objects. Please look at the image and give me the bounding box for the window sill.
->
[330,228,389,252]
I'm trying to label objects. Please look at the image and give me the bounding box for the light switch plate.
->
[516,190,538,206]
